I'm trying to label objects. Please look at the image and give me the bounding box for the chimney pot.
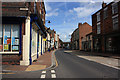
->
[102,1,106,8]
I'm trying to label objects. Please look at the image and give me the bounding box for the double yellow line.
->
[53,52,58,68]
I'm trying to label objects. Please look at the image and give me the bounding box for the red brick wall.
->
[79,22,92,50]
[92,1,120,52]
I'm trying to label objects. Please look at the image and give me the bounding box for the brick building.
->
[79,22,92,51]
[71,28,79,50]
[1,1,47,65]
[71,22,92,51]
[92,1,120,53]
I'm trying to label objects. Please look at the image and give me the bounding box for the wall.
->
[79,22,92,50]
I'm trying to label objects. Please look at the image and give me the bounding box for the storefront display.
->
[0,24,20,52]
[4,44,9,50]
[12,46,19,51]
[0,45,3,51]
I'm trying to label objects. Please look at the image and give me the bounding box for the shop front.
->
[1,17,24,64]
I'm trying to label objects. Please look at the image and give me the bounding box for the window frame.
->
[103,7,108,19]
[97,22,101,34]
[0,24,20,54]
[112,15,119,30]
[97,12,100,22]
[112,2,118,15]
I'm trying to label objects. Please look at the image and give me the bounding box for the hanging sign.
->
[43,38,46,41]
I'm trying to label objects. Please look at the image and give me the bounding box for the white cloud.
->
[69,3,101,18]
[69,9,73,13]
[45,3,52,11]
[46,8,59,17]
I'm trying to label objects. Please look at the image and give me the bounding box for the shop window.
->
[4,25,11,51]
[0,24,20,53]
[0,25,3,52]
[12,25,20,51]
[32,28,37,54]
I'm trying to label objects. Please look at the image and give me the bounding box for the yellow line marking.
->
[0,72,15,74]
[54,52,58,67]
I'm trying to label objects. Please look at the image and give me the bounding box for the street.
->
[2,49,119,79]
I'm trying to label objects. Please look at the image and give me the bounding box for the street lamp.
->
[46,20,51,23]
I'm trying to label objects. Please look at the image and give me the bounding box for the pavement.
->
[64,50,120,69]
[2,50,54,72]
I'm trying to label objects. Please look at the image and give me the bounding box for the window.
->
[32,28,37,54]
[4,25,11,51]
[97,23,101,34]
[0,25,3,52]
[112,3,118,14]
[0,24,20,52]
[112,15,118,30]
[12,25,20,51]
[104,7,108,19]
[97,12,100,22]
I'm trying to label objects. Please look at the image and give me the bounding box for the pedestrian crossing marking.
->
[51,70,55,73]
[42,71,46,74]
[41,74,46,78]
[51,74,56,78]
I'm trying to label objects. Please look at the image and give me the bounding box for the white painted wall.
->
[20,17,30,65]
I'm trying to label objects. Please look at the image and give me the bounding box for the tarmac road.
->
[2,49,119,79]
[53,49,119,78]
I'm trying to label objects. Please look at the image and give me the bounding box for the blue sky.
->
[45,1,112,42]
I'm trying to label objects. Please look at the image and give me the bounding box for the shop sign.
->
[43,38,46,41]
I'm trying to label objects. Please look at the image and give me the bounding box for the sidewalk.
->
[2,50,53,72]
[65,50,120,69]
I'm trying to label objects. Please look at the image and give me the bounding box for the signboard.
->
[43,38,46,41]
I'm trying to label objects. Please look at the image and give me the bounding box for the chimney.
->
[78,23,82,28]
[102,1,106,8]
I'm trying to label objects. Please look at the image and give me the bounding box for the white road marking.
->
[51,70,55,73]
[41,74,46,78]
[42,71,46,74]
[51,74,56,78]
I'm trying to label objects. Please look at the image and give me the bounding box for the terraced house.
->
[1,1,47,65]
[92,1,120,53]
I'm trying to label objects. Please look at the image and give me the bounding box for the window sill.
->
[0,52,19,54]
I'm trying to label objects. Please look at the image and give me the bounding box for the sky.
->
[45,0,113,42]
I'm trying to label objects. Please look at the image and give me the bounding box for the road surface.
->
[2,49,119,79]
